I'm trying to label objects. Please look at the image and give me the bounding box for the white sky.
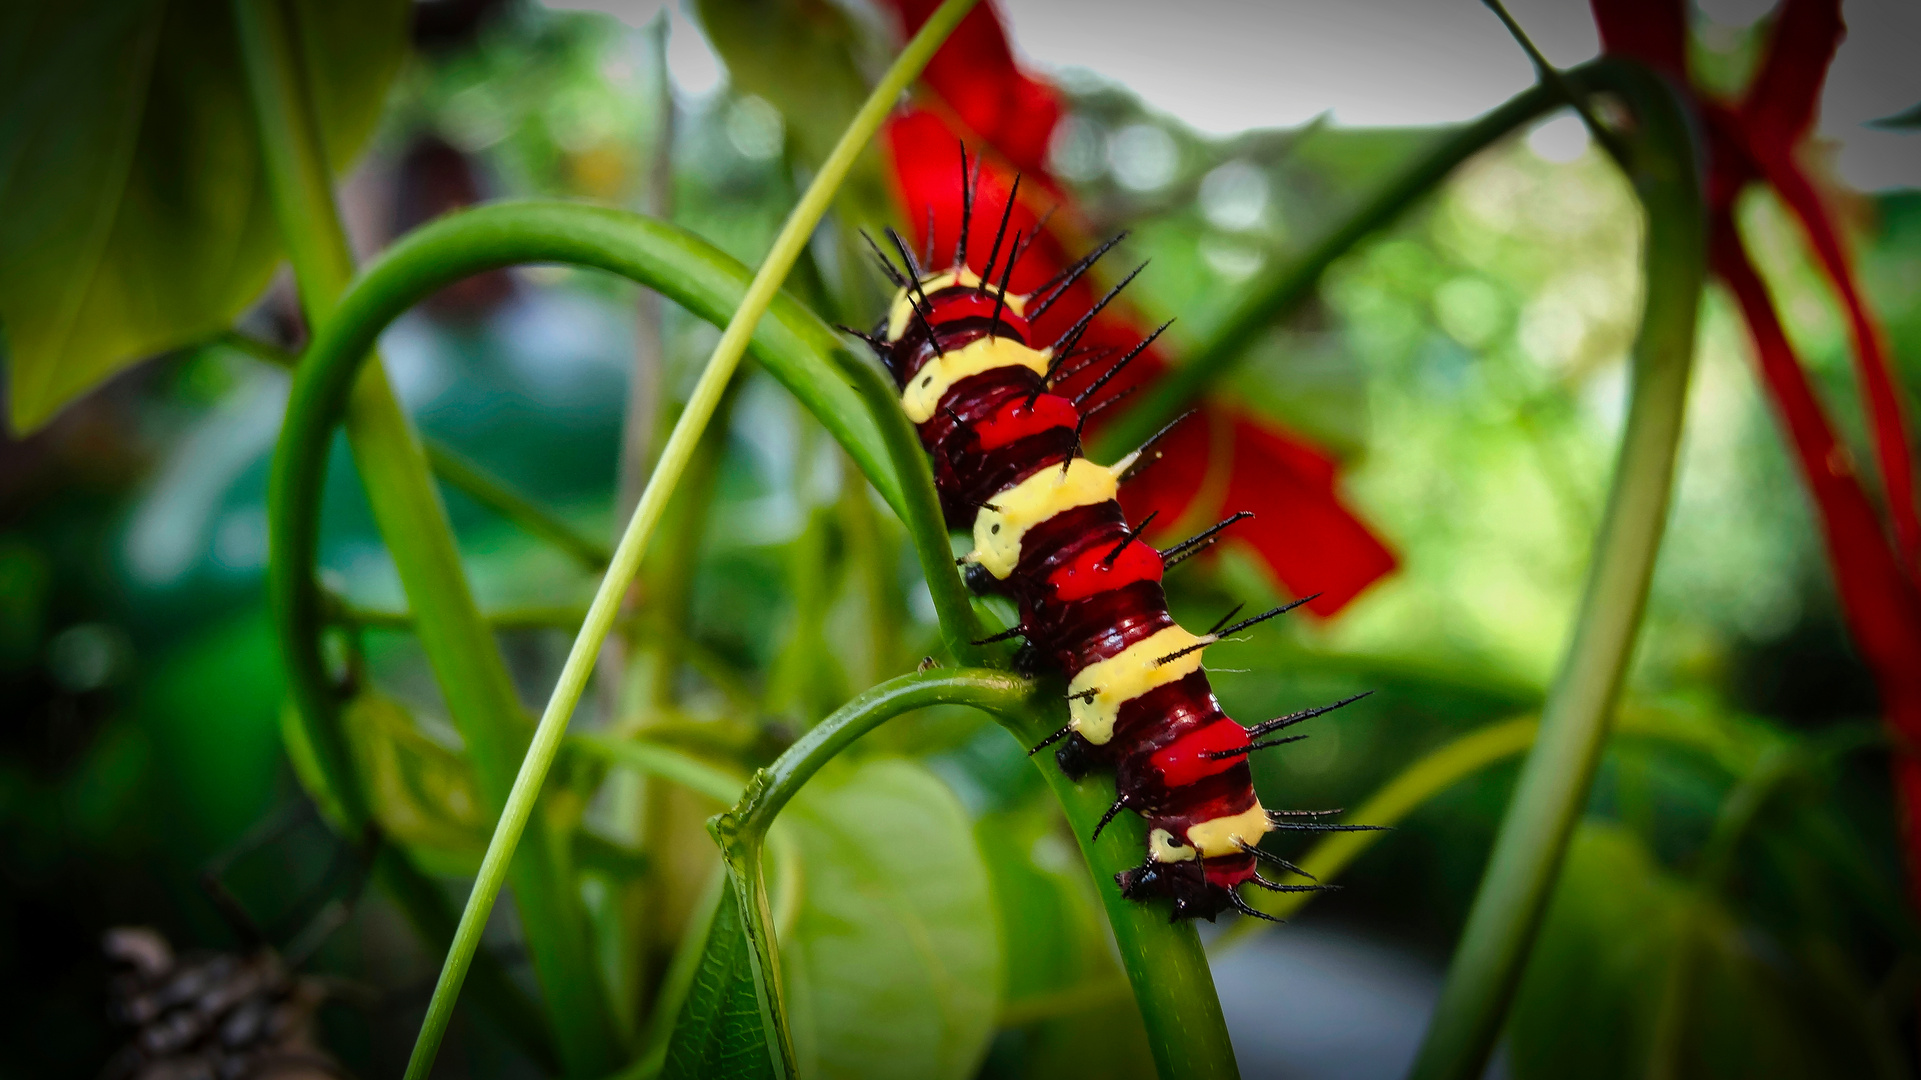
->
[548,0,1920,190]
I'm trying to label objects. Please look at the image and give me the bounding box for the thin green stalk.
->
[1407,63,1705,1080]
[400,4,976,1075]
[1095,64,1605,459]
[569,735,745,805]
[426,441,614,569]
[232,0,617,1068]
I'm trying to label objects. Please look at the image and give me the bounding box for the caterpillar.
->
[851,149,1378,921]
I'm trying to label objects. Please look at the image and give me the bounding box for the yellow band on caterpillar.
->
[900,335,1050,425]
[885,269,1028,342]
[1064,624,1209,745]
[1184,802,1272,859]
[969,457,1120,579]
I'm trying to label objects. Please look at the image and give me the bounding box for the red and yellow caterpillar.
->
[853,150,1376,921]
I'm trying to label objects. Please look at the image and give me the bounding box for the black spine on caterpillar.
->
[857,149,1376,921]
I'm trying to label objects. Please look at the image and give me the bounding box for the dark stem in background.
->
[1094,61,1613,461]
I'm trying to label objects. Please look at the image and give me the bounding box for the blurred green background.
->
[2,1,1917,1077]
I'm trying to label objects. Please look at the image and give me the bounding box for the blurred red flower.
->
[878,0,1396,616]
[1594,0,1921,893]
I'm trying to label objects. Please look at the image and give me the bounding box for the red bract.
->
[879,2,1395,617]
[1595,0,1921,894]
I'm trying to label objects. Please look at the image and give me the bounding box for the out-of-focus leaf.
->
[694,0,899,316]
[1506,824,1686,1080]
[1508,822,1897,1080]
[780,758,999,1080]
[342,692,488,875]
[0,0,407,432]
[978,805,1153,1080]
[661,873,779,1080]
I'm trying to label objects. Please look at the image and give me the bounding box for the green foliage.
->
[780,759,999,1080]
[1509,823,1905,1080]
[342,692,489,874]
[0,0,406,432]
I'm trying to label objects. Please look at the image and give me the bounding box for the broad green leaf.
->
[661,874,780,1080]
[780,758,1000,1080]
[0,0,407,432]
[1508,822,1898,1080]
[340,692,489,875]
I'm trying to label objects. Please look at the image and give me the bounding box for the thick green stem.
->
[391,3,977,1074]
[1406,62,1705,1080]
[231,0,616,1069]
[831,350,985,662]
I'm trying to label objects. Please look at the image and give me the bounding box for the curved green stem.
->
[1095,61,1603,459]
[831,349,985,662]
[233,0,612,1066]
[1406,62,1706,1080]
[686,667,1236,1080]
[390,4,977,1075]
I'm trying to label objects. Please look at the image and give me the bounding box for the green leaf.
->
[1508,823,1900,1080]
[662,874,781,1080]
[1505,824,1688,1080]
[779,758,1000,1080]
[341,692,490,875]
[0,0,406,432]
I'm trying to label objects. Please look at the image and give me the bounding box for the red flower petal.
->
[1588,0,1688,81]
[882,0,1064,177]
[1714,218,1921,896]
[1761,157,1921,568]
[1739,0,1844,155]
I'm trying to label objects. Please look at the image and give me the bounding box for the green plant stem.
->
[332,600,591,632]
[231,0,616,1069]
[1407,62,1705,1080]
[832,349,984,662]
[396,4,977,1075]
[1095,63,1607,460]
[425,440,614,569]
[705,669,1033,1077]
[569,735,745,805]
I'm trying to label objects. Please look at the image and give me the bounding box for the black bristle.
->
[1235,839,1319,881]
[956,144,975,271]
[1073,319,1171,407]
[1011,204,1056,271]
[1091,797,1129,842]
[1030,231,1130,318]
[1227,889,1285,923]
[1204,733,1309,761]
[1050,261,1148,361]
[989,229,1020,340]
[1249,873,1337,894]
[861,230,907,287]
[979,173,1023,286]
[1118,409,1199,484]
[886,225,923,279]
[1243,692,1373,740]
[1212,596,1314,639]
[1206,604,1246,637]
[1027,724,1072,756]
[971,624,1027,646]
[1047,345,1116,388]
[1101,509,1158,567]
[1158,511,1253,564]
